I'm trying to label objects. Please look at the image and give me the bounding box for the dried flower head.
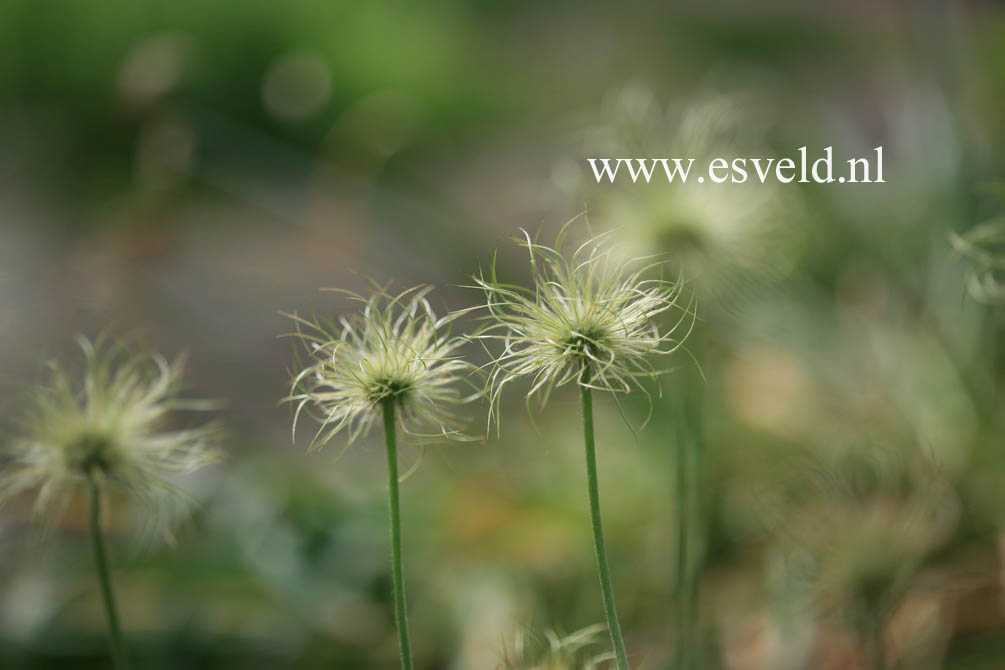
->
[0,337,221,537]
[285,285,479,450]
[475,222,695,429]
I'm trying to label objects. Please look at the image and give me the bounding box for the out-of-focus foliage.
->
[2,1,1005,669]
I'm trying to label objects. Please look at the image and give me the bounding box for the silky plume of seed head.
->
[0,336,222,541]
[473,222,696,433]
[283,285,481,452]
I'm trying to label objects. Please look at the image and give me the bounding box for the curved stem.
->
[382,399,414,670]
[87,476,129,670]
[580,371,630,669]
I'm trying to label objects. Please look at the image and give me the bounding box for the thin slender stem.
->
[87,475,129,670]
[686,377,706,668]
[866,606,886,670]
[673,400,690,670]
[580,369,630,670]
[382,399,414,670]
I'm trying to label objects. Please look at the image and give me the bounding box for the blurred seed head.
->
[285,285,479,450]
[475,221,695,431]
[564,85,804,304]
[502,623,613,670]
[762,447,958,611]
[950,216,1005,305]
[0,337,222,539]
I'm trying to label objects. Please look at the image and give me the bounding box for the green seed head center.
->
[66,432,117,475]
[368,377,412,403]
[560,326,606,357]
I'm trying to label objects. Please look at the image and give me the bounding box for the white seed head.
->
[0,337,222,537]
[475,223,695,431]
[285,285,479,450]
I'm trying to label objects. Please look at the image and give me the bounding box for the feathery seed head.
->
[950,217,1005,305]
[285,285,479,450]
[504,623,613,670]
[564,86,805,303]
[475,223,695,429]
[0,337,222,536]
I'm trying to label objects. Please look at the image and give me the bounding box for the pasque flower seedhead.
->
[475,222,695,431]
[0,337,221,537]
[285,285,479,450]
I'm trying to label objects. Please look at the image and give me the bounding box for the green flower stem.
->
[87,475,129,670]
[672,368,705,670]
[673,404,690,670]
[866,607,886,670]
[686,365,706,669]
[382,399,414,670]
[580,368,630,670]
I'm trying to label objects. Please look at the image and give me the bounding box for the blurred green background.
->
[2,1,1005,668]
